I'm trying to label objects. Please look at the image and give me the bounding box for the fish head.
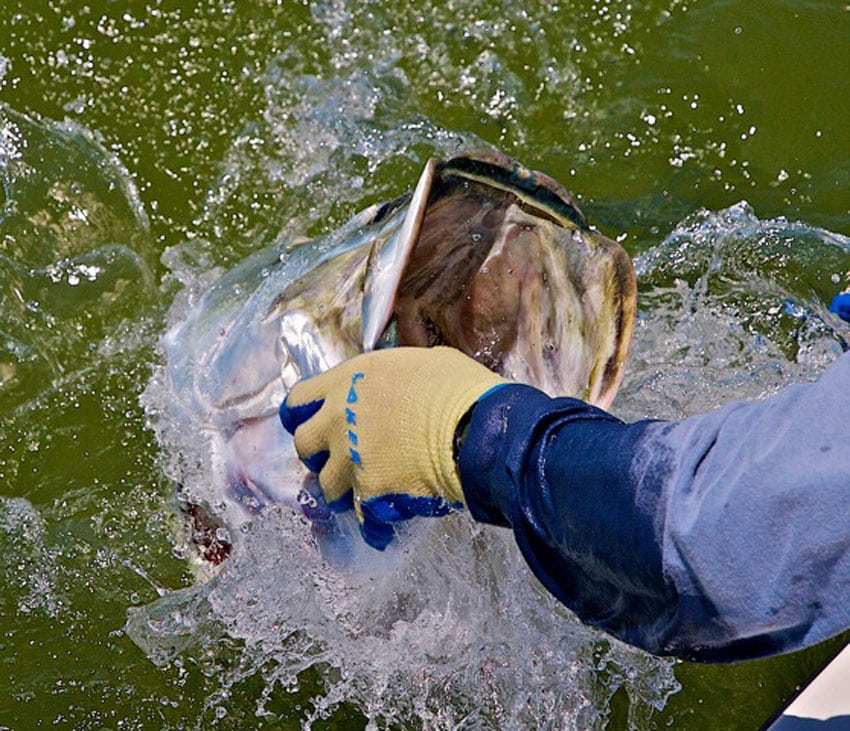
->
[160,150,637,549]
[365,151,636,408]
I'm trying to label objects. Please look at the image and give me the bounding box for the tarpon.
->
[160,150,636,563]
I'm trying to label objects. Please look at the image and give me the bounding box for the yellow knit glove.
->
[280,347,508,548]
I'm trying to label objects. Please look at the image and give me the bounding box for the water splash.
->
[0,105,156,411]
[127,504,679,729]
[617,201,850,422]
[140,244,681,728]
[0,497,61,617]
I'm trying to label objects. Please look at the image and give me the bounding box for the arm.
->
[459,353,850,662]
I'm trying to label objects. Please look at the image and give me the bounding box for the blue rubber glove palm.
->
[280,347,508,549]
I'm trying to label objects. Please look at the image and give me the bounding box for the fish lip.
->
[437,149,589,230]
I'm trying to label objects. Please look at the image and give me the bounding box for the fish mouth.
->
[391,166,549,371]
[385,150,636,406]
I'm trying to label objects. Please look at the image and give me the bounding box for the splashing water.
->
[618,202,850,422]
[3,0,850,727]
[127,20,850,720]
[136,186,850,730]
[127,504,679,730]
[0,497,62,618]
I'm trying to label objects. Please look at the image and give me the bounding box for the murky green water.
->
[2,1,849,728]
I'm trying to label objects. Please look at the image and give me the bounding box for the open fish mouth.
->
[278,149,636,407]
[160,149,637,561]
[387,151,635,407]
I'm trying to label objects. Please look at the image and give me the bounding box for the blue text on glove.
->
[346,373,364,466]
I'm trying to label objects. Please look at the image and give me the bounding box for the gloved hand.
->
[830,290,850,323]
[280,346,508,549]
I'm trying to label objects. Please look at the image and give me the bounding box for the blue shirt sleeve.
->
[457,352,850,662]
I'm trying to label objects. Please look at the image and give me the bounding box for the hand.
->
[830,290,850,322]
[280,347,508,549]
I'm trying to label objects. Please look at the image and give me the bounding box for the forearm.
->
[458,353,850,661]
[457,386,682,654]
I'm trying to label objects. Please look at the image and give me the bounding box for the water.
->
[2,1,850,728]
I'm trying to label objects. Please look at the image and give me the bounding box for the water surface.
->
[2,1,850,728]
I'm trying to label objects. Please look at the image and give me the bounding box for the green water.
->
[1,1,849,728]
